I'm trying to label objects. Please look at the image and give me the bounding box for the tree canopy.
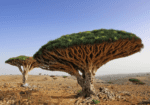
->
[6,55,30,63]
[33,29,140,57]
[33,28,144,77]
[5,55,41,73]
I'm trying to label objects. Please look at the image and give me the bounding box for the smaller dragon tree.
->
[5,55,41,86]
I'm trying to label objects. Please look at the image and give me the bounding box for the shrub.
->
[53,77,57,80]
[107,82,113,84]
[129,78,140,82]
[63,76,67,78]
[78,90,82,93]
[92,99,100,104]
[50,75,55,77]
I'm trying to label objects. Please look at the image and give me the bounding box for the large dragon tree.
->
[5,55,41,86]
[33,28,144,104]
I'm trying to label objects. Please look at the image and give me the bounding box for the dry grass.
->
[1,74,150,105]
[0,88,69,105]
[0,76,80,105]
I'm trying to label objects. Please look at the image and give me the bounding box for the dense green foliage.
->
[5,55,30,63]
[33,28,140,58]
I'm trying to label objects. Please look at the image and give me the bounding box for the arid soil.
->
[0,75,150,105]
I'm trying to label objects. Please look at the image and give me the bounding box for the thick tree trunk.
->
[75,70,100,104]
[76,71,97,98]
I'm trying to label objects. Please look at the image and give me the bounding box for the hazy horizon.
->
[1,0,150,77]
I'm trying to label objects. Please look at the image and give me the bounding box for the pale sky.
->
[0,0,150,77]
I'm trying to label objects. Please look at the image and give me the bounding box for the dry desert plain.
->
[0,73,150,105]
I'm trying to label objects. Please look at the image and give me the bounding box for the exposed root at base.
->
[75,94,100,105]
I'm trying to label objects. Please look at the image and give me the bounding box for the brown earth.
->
[0,75,150,105]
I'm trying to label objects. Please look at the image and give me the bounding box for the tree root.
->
[75,93,100,105]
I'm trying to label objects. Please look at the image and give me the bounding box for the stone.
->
[21,83,30,87]
[97,87,132,102]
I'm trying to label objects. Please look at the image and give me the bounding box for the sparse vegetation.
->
[50,75,55,77]
[0,75,102,105]
[129,78,145,85]
[92,99,100,104]
[1,75,150,104]
[78,90,82,93]
[129,78,140,82]
[107,82,113,84]
[63,76,68,78]
[0,84,69,105]
[53,77,57,80]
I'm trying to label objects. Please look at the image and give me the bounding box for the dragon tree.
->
[5,55,41,86]
[33,28,144,104]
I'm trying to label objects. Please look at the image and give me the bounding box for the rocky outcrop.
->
[97,87,131,101]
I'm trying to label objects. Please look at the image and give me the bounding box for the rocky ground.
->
[0,74,150,105]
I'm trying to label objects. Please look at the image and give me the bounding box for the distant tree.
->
[33,29,144,104]
[5,55,41,86]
